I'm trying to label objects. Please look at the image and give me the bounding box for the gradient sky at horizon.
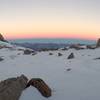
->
[0,0,99,40]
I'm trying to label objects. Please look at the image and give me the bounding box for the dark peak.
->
[96,38,100,47]
[0,33,5,41]
[0,33,8,42]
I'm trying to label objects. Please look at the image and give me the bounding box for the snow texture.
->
[0,45,100,100]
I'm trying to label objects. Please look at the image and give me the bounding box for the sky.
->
[0,0,99,40]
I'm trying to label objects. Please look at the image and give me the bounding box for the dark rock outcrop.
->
[66,68,71,71]
[49,53,53,55]
[61,47,68,51]
[0,33,7,42]
[67,53,74,59]
[69,44,85,50]
[94,57,100,60]
[96,38,100,47]
[0,57,4,61]
[26,78,52,98]
[0,75,28,100]
[58,53,63,56]
[24,49,35,55]
[0,33,5,41]
[86,45,96,49]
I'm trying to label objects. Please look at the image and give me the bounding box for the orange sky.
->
[3,32,99,40]
[0,0,99,40]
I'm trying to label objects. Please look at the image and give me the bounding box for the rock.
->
[69,44,85,50]
[0,33,7,42]
[0,75,28,100]
[17,53,21,55]
[96,38,100,47]
[49,53,53,55]
[66,68,71,71]
[0,57,4,61]
[0,33,5,41]
[32,52,37,56]
[24,49,35,55]
[26,78,52,98]
[58,53,63,56]
[86,45,96,49]
[94,57,100,60]
[61,47,68,50]
[67,53,74,59]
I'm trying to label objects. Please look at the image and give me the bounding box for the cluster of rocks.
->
[0,75,52,100]
[59,47,68,51]
[48,52,75,59]
[23,49,37,55]
[63,38,100,50]
[40,48,58,52]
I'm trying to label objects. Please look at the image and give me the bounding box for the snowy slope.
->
[0,47,100,100]
[0,41,13,47]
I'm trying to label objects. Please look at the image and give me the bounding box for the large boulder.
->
[0,75,28,100]
[26,78,52,98]
[96,38,100,47]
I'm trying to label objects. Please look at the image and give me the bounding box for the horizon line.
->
[7,37,96,41]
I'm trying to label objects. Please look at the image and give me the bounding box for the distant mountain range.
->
[11,43,68,51]
[9,38,96,44]
[9,38,96,51]
[0,33,96,51]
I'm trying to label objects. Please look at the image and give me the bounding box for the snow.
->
[0,47,100,100]
[0,41,13,47]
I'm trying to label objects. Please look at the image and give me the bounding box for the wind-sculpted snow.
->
[0,47,100,100]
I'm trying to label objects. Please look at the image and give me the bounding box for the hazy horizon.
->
[8,38,96,45]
